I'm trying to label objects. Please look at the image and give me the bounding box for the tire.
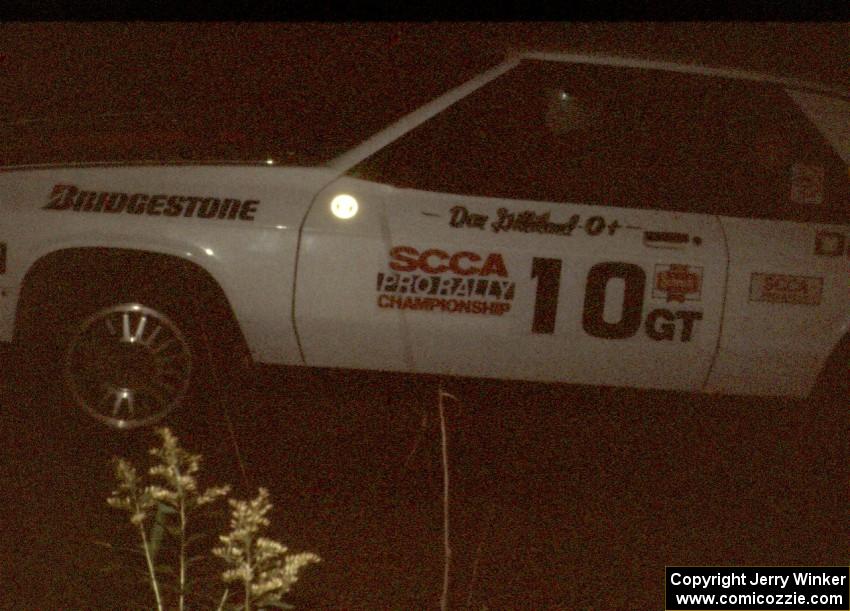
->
[63,302,195,429]
[17,256,216,430]
[807,335,849,410]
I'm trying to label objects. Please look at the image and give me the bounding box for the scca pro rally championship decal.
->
[44,184,259,221]
[377,246,514,316]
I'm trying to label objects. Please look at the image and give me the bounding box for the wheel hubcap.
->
[64,303,193,429]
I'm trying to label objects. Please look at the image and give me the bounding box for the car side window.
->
[349,60,849,224]
[716,85,849,224]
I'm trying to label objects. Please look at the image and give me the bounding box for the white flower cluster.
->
[107,457,153,526]
[106,428,318,609]
[214,488,320,605]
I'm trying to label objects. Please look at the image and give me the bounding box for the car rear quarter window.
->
[350,60,849,225]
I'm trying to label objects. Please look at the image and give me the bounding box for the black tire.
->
[808,336,849,408]
[16,254,219,430]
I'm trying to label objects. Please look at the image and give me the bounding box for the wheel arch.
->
[13,246,251,365]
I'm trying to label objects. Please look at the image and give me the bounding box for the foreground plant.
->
[214,488,320,610]
[107,427,319,610]
[108,457,166,609]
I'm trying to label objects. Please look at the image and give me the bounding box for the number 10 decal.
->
[531,258,562,334]
[531,259,700,342]
[583,262,645,339]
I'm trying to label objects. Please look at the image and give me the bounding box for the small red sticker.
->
[653,264,703,303]
[814,231,846,256]
[790,163,825,205]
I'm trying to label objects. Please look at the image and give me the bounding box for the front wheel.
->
[17,267,219,430]
[64,303,194,429]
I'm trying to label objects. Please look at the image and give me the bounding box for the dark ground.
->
[4,24,849,131]
[0,354,845,609]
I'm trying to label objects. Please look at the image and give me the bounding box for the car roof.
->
[516,50,850,100]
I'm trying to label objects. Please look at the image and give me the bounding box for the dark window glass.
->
[350,60,849,224]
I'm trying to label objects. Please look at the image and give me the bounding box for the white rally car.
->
[1,52,848,428]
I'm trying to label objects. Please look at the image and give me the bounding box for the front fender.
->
[0,164,338,363]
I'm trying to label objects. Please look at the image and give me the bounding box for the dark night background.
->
[2,23,849,133]
[0,22,848,609]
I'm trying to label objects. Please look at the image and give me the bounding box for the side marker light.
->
[330,194,358,219]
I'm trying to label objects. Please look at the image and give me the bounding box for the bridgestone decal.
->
[43,184,259,221]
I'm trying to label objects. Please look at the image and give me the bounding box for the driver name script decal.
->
[449,205,623,237]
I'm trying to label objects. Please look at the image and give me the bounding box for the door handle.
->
[643,231,690,248]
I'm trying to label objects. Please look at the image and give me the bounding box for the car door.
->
[373,188,724,391]
[295,59,731,392]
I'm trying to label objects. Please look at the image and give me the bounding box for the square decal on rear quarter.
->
[748,273,823,305]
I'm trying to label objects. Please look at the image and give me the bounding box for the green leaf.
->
[92,539,147,557]
[147,501,178,559]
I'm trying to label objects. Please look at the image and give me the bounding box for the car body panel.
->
[297,177,727,391]
[0,52,847,398]
[0,165,338,365]
[707,216,850,397]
